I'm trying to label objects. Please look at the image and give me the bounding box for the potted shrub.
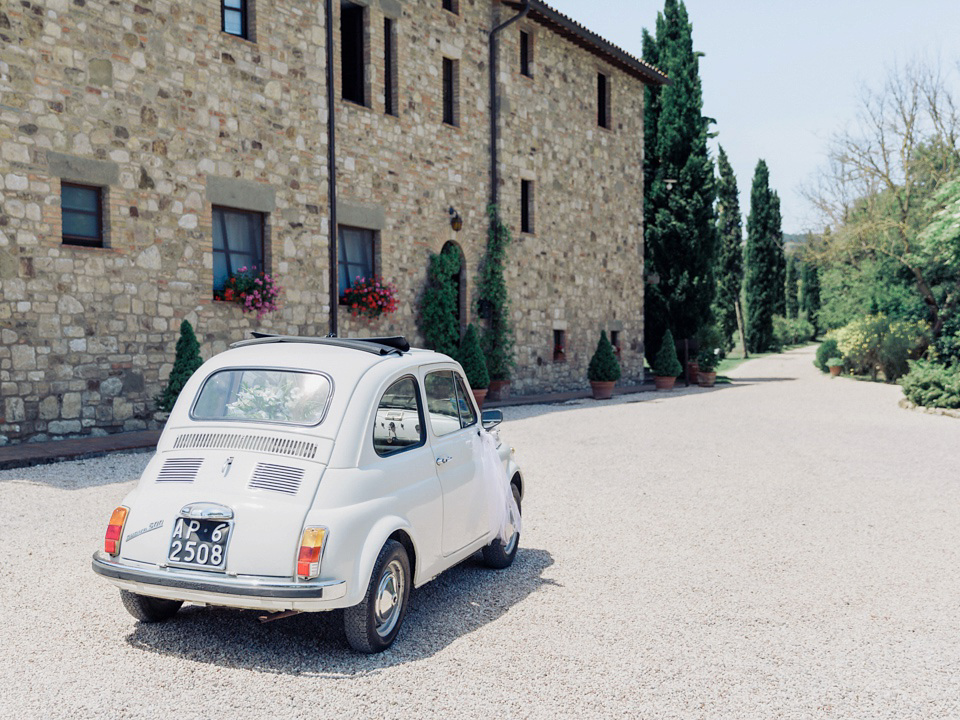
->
[457,324,490,408]
[827,357,844,377]
[653,329,683,390]
[697,347,720,387]
[588,330,621,400]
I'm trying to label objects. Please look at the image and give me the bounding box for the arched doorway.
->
[441,241,466,337]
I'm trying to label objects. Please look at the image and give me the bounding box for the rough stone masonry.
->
[0,0,663,443]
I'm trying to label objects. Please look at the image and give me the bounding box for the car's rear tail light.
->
[104,506,129,555]
[297,526,328,579]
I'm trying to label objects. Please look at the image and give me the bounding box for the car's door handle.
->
[436,456,452,465]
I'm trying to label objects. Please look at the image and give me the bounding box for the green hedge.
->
[900,360,960,408]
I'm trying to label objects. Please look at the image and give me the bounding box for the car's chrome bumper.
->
[91,552,348,612]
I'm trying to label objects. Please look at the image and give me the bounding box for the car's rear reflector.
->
[104,506,128,555]
[297,527,328,579]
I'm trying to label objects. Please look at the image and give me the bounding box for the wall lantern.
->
[448,207,463,232]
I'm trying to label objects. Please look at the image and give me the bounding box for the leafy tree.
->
[588,331,621,382]
[652,329,683,377]
[157,320,203,412]
[477,207,515,380]
[642,0,717,356]
[800,259,822,337]
[419,248,461,358]
[456,324,489,389]
[785,254,799,318]
[745,160,783,352]
[714,145,745,351]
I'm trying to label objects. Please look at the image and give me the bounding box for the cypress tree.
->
[477,207,515,381]
[642,0,717,359]
[457,324,490,389]
[785,253,799,318]
[745,160,781,353]
[771,191,786,316]
[714,145,744,349]
[157,320,203,412]
[419,249,461,358]
[801,261,821,338]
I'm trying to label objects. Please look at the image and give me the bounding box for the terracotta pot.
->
[829,365,842,377]
[685,360,700,385]
[487,379,511,402]
[472,388,488,409]
[590,380,615,400]
[697,371,717,387]
[653,375,676,390]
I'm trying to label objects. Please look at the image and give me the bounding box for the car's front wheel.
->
[120,590,183,622]
[343,540,411,653]
[482,483,522,569]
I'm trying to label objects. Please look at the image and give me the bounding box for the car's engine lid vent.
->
[249,463,305,495]
[173,432,318,460]
[157,457,203,483]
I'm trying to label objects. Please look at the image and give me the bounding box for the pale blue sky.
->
[547,0,960,233]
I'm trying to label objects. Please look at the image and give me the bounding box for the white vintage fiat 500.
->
[92,335,523,653]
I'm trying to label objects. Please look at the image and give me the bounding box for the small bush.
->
[157,320,203,412]
[773,315,816,349]
[653,329,683,377]
[456,324,489,389]
[900,360,960,408]
[588,330,621,382]
[815,338,840,372]
[834,314,930,381]
[934,312,960,367]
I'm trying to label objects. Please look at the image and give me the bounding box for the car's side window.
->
[424,371,462,437]
[373,375,425,457]
[453,373,477,428]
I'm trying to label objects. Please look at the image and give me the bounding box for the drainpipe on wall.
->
[325,0,339,336]
[489,0,530,208]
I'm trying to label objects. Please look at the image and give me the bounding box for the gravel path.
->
[2,345,958,719]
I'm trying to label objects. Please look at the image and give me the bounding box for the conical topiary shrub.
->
[156,319,204,412]
[457,324,490,390]
[652,329,683,384]
[588,331,621,382]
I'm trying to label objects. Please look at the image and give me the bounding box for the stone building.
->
[0,0,667,444]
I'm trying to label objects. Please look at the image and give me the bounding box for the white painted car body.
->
[92,337,523,615]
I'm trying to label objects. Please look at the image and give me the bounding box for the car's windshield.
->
[192,369,331,425]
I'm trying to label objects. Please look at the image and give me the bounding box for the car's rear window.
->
[191,369,332,426]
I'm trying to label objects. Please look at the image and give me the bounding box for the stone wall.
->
[0,0,649,444]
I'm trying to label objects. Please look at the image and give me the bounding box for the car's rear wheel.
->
[482,483,522,569]
[120,590,183,622]
[343,540,411,653]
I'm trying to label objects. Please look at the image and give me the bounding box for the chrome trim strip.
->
[91,553,344,600]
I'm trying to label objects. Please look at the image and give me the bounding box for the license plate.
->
[167,517,231,570]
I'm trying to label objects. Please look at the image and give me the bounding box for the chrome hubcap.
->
[374,560,404,637]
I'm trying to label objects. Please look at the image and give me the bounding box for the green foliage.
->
[814,338,840,372]
[696,347,720,372]
[899,360,960,408]
[419,247,461,358]
[785,254,799,318]
[826,357,844,366]
[456,324,489,390]
[588,331,622,383]
[157,320,203,412]
[642,0,718,354]
[933,312,960,366]
[800,259,821,335]
[745,160,783,352]
[714,145,744,349]
[476,207,515,381]
[772,315,815,349]
[652,329,683,377]
[834,314,930,381]
[818,256,926,331]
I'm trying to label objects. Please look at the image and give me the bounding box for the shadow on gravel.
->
[124,547,556,675]
[0,451,150,490]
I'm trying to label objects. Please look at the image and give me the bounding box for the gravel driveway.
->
[1,345,958,719]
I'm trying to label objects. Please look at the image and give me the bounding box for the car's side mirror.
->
[481,409,502,430]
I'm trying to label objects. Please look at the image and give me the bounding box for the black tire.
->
[343,540,411,653]
[120,590,183,622]
[482,483,522,569]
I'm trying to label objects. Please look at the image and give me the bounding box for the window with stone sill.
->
[341,1,367,106]
[553,329,566,363]
[222,0,251,40]
[213,206,265,296]
[338,226,376,300]
[521,179,534,234]
[61,182,105,248]
[520,30,533,78]
[598,72,611,129]
[610,330,621,358]
[442,57,459,127]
